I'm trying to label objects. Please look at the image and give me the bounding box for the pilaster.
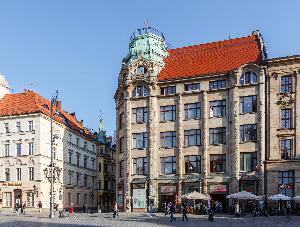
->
[202,91,209,193]
[177,94,183,200]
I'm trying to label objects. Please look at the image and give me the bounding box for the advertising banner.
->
[132,188,146,208]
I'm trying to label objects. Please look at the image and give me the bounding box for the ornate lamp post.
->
[43,91,61,218]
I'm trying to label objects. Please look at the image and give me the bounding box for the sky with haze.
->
[0,0,299,135]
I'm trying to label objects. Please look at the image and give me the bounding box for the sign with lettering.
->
[209,184,227,193]
[160,185,177,193]
[1,182,22,187]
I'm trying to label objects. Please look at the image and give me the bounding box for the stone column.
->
[202,91,209,193]
[177,94,184,201]
[229,77,239,193]
[258,67,266,195]
[148,85,158,207]
[124,94,132,211]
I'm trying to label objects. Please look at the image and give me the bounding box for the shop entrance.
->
[210,194,226,212]
[14,189,22,207]
[158,194,175,211]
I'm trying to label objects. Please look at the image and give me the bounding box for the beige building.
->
[0,79,99,212]
[266,56,300,202]
[115,28,268,212]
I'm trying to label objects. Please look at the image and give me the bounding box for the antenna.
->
[143,20,148,28]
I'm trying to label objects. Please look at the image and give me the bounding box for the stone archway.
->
[13,189,22,207]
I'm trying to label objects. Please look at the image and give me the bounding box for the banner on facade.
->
[117,191,124,209]
[160,185,177,194]
[209,184,227,193]
[132,189,146,209]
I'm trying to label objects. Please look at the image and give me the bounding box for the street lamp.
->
[43,90,60,218]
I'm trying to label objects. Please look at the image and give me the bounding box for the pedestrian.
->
[181,202,188,221]
[286,201,291,220]
[54,203,58,214]
[169,202,176,222]
[15,202,20,216]
[38,201,43,213]
[113,202,118,218]
[22,202,26,214]
[69,203,75,217]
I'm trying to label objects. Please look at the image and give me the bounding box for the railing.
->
[130,27,165,40]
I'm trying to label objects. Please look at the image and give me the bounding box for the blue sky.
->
[0,0,299,135]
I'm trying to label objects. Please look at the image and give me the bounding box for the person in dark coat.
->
[182,202,188,221]
[169,202,176,222]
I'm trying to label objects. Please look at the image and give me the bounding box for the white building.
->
[0,75,98,211]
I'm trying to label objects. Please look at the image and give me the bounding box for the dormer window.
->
[184,83,200,92]
[240,72,257,85]
[136,66,147,75]
[132,86,149,98]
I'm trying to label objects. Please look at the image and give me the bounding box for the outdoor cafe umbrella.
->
[226,191,259,200]
[181,191,211,211]
[268,194,291,211]
[292,195,300,201]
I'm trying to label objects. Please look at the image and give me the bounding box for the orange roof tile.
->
[0,90,97,140]
[158,35,263,81]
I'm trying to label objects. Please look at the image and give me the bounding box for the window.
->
[132,132,148,149]
[160,105,176,122]
[68,151,73,164]
[120,160,125,177]
[209,100,226,117]
[184,129,201,147]
[84,175,88,187]
[160,131,176,148]
[209,128,226,145]
[16,143,22,156]
[132,107,148,124]
[28,142,34,155]
[28,121,34,131]
[240,71,257,85]
[84,194,87,204]
[281,75,292,94]
[209,80,226,90]
[4,144,10,157]
[29,167,34,180]
[77,193,80,204]
[281,139,293,160]
[278,171,294,197]
[240,153,257,172]
[120,137,125,153]
[185,155,201,174]
[240,96,257,113]
[98,180,101,190]
[132,157,148,175]
[76,174,80,186]
[84,156,88,168]
[98,162,102,172]
[68,172,72,185]
[210,154,226,173]
[160,86,176,95]
[84,141,88,149]
[136,66,146,75]
[119,112,125,129]
[16,122,21,132]
[26,192,34,207]
[240,124,257,143]
[76,152,80,166]
[4,192,12,207]
[132,86,149,98]
[184,103,201,120]
[17,168,21,181]
[5,168,10,181]
[76,137,80,146]
[4,123,9,133]
[184,83,200,91]
[92,144,95,152]
[160,156,176,174]
[281,109,292,129]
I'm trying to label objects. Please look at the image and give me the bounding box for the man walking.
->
[113,202,118,218]
[182,202,188,221]
[169,202,176,222]
[38,201,43,213]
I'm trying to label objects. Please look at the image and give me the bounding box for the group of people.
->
[14,201,26,215]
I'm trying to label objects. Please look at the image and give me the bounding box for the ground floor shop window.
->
[4,192,12,207]
[278,171,294,197]
[26,192,34,207]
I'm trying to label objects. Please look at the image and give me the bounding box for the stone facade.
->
[115,28,267,212]
[266,56,300,202]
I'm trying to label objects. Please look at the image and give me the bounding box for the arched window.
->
[132,86,149,98]
[240,72,257,85]
[136,66,147,75]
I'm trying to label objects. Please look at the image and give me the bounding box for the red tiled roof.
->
[158,35,263,81]
[0,90,97,140]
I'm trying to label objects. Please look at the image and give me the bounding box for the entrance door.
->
[158,194,175,212]
[14,189,22,207]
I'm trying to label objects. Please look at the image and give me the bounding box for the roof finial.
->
[143,20,148,28]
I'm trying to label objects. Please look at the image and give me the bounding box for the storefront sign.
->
[132,189,146,209]
[160,185,177,193]
[209,184,227,193]
[2,182,22,187]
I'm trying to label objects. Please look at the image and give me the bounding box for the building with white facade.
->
[0,77,99,211]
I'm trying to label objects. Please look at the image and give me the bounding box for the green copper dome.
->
[123,27,169,66]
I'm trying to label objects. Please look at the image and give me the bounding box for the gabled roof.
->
[0,90,97,140]
[158,35,263,81]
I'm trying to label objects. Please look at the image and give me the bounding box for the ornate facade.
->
[115,28,268,212]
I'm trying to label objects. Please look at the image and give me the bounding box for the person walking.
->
[69,203,75,217]
[22,202,26,214]
[181,202,188,221]
[113,202,118,218]
[15,202,20,216]
[286,201,291,220]
[38,201,43,213]
[169,202,176,222]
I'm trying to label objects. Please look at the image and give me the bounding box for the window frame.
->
[209,80,227,90]
[240,95,257,114]
[281,109,292,129]
[160,156,176,175]
[160,105,176,122]
[160,86,176,95]
[209,100,226,117]
[160,131,176,148]
[280,139,293,160]
[132,132,148,149]
[210,154,226,173]
[132,107,148,124]
[132,85,149,98]
[209,127,226,145]
[184,102,201,120]
[280,75,292,94]
[240,71,258,85]
[132,157,148,175]
[184,83,200,92]
[240,152,257,172]
[184,155,201,174]
[184,129,201,147]
[240,124,257,143]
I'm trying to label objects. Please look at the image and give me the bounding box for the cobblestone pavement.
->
[0,212,300,227]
